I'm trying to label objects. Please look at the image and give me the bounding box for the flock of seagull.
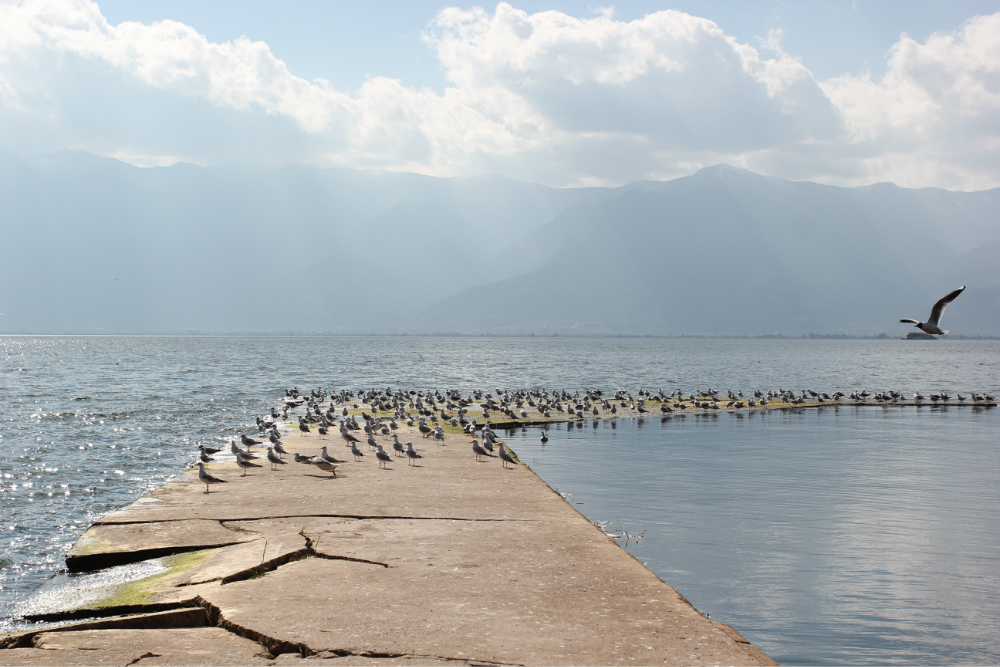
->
[196,379,996,493]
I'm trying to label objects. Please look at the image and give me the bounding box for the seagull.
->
[471,439,488,461]
[375,445,392,468]
[392,434,406,457]
[235,452,263,476]
[298,418,311,436]
[197,462,227,493]
[199,449,214,464]
[498,443,517,469]
[231,440,259,459]
[272,440,288,458]
[405,443,422,466]
[309,457,338,476]
[200,444,222,455]
[266,447,287,470]
[320,446,346,465]
[348,439,367,461]
[900,286,965,335]
[240,434,262,448]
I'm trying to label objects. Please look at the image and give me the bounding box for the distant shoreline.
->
[1,332,998,339]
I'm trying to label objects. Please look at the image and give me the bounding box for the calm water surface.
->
[1,336,997,664]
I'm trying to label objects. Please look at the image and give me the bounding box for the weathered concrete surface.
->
[4,426,777,666]
[66,518,261,571]
[2,628,272,666]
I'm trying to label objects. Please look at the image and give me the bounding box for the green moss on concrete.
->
[91,548,215,610]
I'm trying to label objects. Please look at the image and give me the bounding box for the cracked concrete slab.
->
[66,519,260,571]
[173,521,307,587]
[1,628,272,666]
[7,426,776,666]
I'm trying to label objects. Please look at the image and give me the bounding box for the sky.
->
[1,0,999,189]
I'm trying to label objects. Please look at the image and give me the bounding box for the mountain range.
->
[1,146,997,335]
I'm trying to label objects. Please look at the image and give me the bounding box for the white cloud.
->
[820,12,1000,190]
[0,0,998,189]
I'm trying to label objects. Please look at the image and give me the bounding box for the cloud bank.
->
[1,0,998,188]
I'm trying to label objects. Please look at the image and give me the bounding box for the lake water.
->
[1,335,998,664]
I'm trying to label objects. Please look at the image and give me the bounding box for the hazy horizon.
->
[1,1,998,336]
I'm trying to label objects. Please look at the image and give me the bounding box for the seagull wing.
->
[927,286,965,326]
[899,319,920,324]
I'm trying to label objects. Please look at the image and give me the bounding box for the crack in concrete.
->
[313,648,525,665]
[95,514,534,526]
[124,651,161,666]
[300,531,390,569]
[192,594,521,664]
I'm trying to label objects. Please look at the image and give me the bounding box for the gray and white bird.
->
[498,443,517,469]
[197,462,227,493]
[405,443,422,466]
[350,442,365,461]
[266,447,286,470]
[375,445,392,468]
[308,457,338,476]
[392,434,406,457]
[319,446,346,465]
[272,440,288,458]
[471,439,488,461]
[199,449,214,463]
[900,286,965,335]
[231,440,259,459]
[235,452,263,476]
[240,434,262,448]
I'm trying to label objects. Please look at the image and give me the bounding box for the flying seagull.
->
[900,286,965,335]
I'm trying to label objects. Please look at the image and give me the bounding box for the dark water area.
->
[1,335,998,664]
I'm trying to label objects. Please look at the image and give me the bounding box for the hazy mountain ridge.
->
[1,148,997,334]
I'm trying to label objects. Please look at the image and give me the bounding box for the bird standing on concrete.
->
[900,286,965,335]
[236,452,263,476]
[375,446,392,468]
[197,462,227,493]
[266,447,286,470]
[405,443,422,466]
[498,443,517,469]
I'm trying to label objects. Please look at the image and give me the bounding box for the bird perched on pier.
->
[298,418,310,436]
[272,440,288,458]
[200,444,222,455]
[231,440,259,459]
[375,445,392,468]
[471,439,489,461]
[266,447,286,470]
[350,442,365,461]
[405,443,422,465]
[197,463,227,493]
[498,443,517,468]
[319,446,345,465]
[199,448,214,464]
[240,434,262,448]
[392,434,406,457]
[900,286,965,335]
[308,457,338,476]
[235,452,263,476]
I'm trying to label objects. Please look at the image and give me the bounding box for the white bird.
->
[197,462,227,493]
[900,286,965,335]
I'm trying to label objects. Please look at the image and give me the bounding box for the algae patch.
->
[92,549,215,609]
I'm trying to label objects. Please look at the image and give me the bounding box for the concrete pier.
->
[2,423,775,666]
